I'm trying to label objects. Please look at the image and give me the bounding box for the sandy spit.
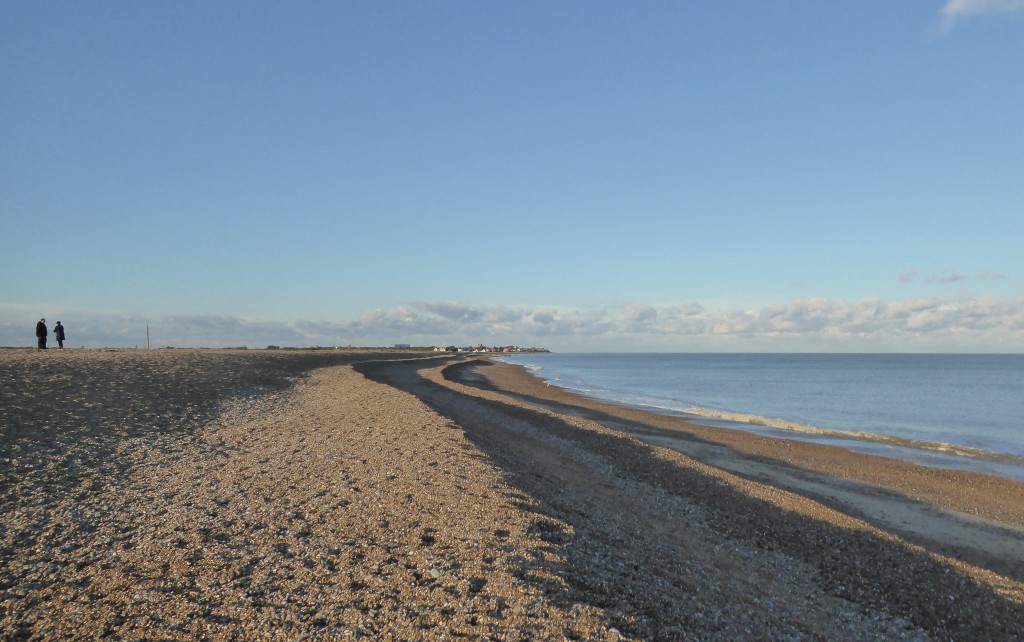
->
[2,349,1023,641]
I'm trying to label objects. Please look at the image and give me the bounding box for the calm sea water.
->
[499,353,1024,479]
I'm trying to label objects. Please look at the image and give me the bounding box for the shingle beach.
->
[2,349,1023,640]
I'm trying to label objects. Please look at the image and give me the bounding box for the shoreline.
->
[496,354,1024,480]
[667,408,1024,474]
[4,350,1024,639]
[444,359,1024,566]
[464,358,1024,526]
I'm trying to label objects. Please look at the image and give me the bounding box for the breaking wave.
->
[669,404,1024,466]
[534,377,1024,468]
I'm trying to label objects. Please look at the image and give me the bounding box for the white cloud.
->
[898,268,919,283]
[939,0,1024,33]
[2,296,1022,352]
[931,272,971,284]
[917,270,1009,285]
[978,271,1009,281]
[624,302,658,322]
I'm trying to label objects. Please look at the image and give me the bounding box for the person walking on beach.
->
[54,321,65,350]
[36,318,47,349]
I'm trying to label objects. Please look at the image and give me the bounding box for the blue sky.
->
[2,1,1022,351]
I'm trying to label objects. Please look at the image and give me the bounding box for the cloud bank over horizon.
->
[4,294,1023,353]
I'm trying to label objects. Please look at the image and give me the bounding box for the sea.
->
[497,353,1024,480]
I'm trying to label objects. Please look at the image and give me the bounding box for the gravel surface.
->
[3,349,1023,640]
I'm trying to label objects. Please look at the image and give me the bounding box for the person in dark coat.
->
[36,318,47,349]
[54,321,66,350]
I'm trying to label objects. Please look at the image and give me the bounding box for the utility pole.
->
[146,325,150,349]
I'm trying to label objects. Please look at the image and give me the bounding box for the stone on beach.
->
[2,349,1023,640]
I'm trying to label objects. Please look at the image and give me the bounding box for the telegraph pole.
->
[146,325,150,349]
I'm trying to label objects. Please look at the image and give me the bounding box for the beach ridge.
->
[3,350,1023,639]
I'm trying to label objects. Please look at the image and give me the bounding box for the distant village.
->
[261,344,550,353]
[429,345,550,354]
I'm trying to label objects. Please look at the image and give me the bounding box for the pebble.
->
[2,349,1022,640]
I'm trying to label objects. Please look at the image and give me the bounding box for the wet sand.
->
[2,349,1024,640]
